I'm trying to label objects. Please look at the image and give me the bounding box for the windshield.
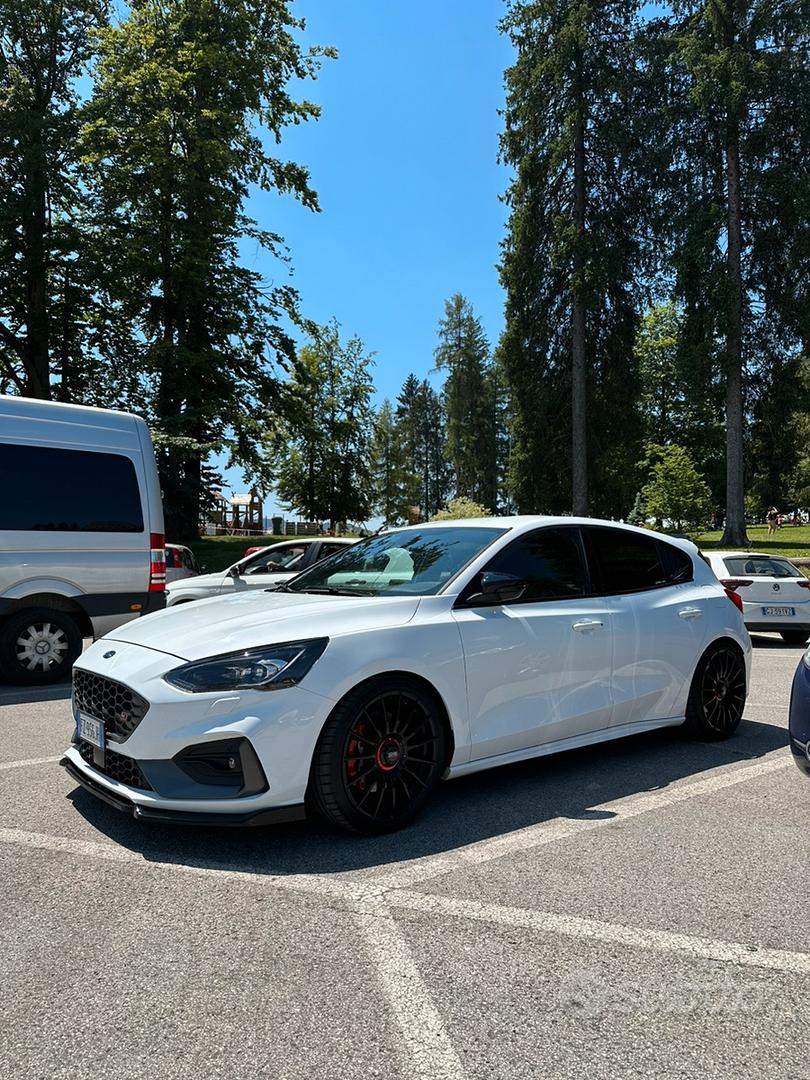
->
[283,526,507,597]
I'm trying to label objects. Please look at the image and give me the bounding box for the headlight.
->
[163,638,328,693]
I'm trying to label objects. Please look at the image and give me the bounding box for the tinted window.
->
[0,444,143,532]
[658,541,694,584]
[480,528,585,601]
[723,556,801,579]
[320,543,350,559]
[584,527,666,594]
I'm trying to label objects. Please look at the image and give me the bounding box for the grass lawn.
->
[693,524,810,559]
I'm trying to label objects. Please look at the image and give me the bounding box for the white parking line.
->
[370,752,792,891]
[388,890,810,978]
[0,756,60,771]
[355,901,466,1080]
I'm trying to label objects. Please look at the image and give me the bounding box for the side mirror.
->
[465,571,528,606]
[228,564,242,579]
[199,565,207,573]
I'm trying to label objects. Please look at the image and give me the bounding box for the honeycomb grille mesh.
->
[73,670,149,741]
[77,740,152,791]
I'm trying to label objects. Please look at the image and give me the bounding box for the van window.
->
[0,444,144,532]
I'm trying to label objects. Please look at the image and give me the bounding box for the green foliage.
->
[395,374,450,520]
[640,445,713,532]
[273,320,375,526]
[498,0,647,518]
[79,0,334,537]
[369,399,411,526]
[434,294,498,509]
[0,0,108,397]
[430,497,492,521]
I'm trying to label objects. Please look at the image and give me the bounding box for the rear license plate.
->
[76,712,105,750]
[762,606,795,617]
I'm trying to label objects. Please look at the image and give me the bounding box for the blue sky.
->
[223,0,514,510]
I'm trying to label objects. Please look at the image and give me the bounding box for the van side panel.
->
[0,397,164,642]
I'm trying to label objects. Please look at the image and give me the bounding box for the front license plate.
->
[76,712,105,750]
[762,606,795,617]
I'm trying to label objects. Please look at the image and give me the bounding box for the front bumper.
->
[788,658,810,778]
[63,637,335,822]
[61,756,305,825]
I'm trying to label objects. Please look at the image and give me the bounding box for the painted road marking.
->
[0,756,60,771]
[388,890,810,978]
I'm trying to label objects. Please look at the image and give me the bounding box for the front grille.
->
[73,669,149,742]
[77,740,153,791]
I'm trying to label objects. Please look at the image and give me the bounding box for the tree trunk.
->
[720,127,749,547]
[22,111,51,399]
[571,50,588,516]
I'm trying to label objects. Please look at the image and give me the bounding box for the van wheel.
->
[0,608,83,685]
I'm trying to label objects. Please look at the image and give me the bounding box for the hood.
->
[104,589,422,661]
[168,570,228,591]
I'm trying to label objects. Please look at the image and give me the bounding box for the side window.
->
[658,541,694,584]
[584,527,667,594]
[478,527,586,601]
[319,543,348,560]
[181,548,195,570]
[244,544,307,575]
[165,548,178,569]
[0,444,144,532]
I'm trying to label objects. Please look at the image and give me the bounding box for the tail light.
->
[719,579,751,612]
[149,532,166,593]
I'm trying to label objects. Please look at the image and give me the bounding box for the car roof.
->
[388,516,699,551]
[708,551,783,559]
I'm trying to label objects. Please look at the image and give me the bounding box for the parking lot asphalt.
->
[1,635,808,1080]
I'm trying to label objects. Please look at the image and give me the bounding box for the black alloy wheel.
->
[684,645,746,740]
[309,676,446,834]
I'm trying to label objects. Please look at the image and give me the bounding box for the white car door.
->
[581,526,707,728]
[453,526,613,761]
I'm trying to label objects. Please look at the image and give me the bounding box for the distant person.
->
[766,506,779,535]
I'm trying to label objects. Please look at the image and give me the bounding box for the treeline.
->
[498,0,810,544]
[2,0,809,540]
[0,0,336,538]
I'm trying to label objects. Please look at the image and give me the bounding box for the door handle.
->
[572,620,604,633]
[678,607,702,620]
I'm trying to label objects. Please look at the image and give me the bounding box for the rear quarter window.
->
[0,444,144,532]
[583,527,668,594]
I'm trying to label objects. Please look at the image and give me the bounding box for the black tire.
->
[780,630,809,646]
[309,675,446,834]
[0,608,83,686]
[683,643,746,741]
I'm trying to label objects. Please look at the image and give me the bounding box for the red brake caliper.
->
[347,722,365,788]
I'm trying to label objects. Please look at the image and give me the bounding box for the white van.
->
[0,396,166,685]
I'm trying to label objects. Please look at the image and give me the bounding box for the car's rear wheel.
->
[780,630,809,646]
[0,607,83,685]
[683,643,746,740]
[309,676,446,834]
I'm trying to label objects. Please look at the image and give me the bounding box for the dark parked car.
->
[789,649,810,778]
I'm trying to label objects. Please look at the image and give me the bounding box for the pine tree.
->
[370,400,410,526]
[80,0,334,538]
[0,0,107,397]
[395,375,449,520]
[434,294,498,509]
[499,0,647,517]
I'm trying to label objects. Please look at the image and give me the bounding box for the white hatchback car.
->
[62,518,751,834]
[703,551,810,645]
[166,537,355,605]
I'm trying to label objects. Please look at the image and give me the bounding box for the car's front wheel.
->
[0,607,83,685]
[683,643,746,740]
[309,676,447,834]
[780,630,809,646]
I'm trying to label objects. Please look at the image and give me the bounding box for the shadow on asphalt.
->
[0,683,72,705]
[65,712,790,880]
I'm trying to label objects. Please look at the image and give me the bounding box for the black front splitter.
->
[60,757,307,827]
